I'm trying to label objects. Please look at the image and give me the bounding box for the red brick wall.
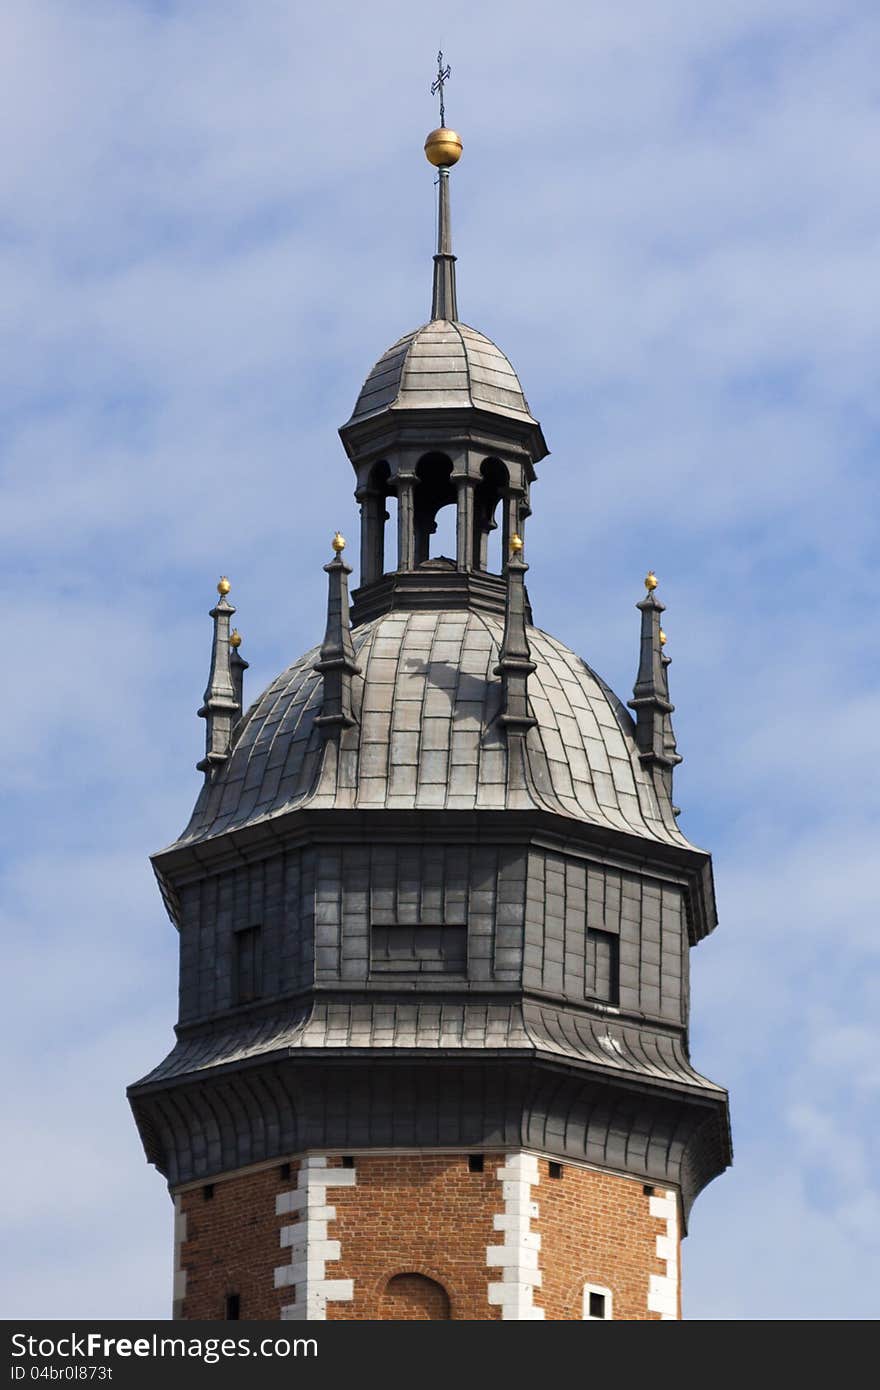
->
[174,1152,677,1321]
[533,1159,670,1320]
[325,1154,500,1320]
[177,1163,297,1321]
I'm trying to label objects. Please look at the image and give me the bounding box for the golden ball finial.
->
[331,531,346,553]
[229,629,242,649]
[510,533,524,555]
[645,571,658,592]
[424,127,463,167]
[217,576,231,596]
[659,629,667,647]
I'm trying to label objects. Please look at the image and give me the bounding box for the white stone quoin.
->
[487,1152,544,1319]
[275,1155,356,1320]
[647,1189,680,1319]
[171,1195,187,1319]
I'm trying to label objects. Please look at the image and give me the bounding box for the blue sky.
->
[2,0,878,1319]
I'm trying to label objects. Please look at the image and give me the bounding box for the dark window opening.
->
[363,460,391,582]
[279,1163,291,1181]
[234,925,262,1005]
[468,1155,484,1173]
[203,1184,214,1201]
[225,1293,240,1321]
[370,923,467,976]
[643,1183,655,1196]
[342,1156,355,1169]
[473,456,509,572]
[585,928,619,1005]
[548,1162,563,1180]
[413,453,455,566]
[588,1291,606,1319]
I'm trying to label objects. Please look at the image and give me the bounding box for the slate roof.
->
[133,999,724,1098]
[345,318,538,427]
[173,609,695,852]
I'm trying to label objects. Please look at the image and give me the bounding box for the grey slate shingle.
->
[170,610,698,855]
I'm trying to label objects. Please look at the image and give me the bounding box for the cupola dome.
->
[346,320,539,429]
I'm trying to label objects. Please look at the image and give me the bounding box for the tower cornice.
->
[339,400,548,472]
[128,1049,729,1226]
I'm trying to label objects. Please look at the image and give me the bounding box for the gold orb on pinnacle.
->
[424,127,463,167]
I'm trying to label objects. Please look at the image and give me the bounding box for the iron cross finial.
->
[431,49,451,127]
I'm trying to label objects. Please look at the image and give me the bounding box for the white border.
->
[487,1152,544,1319]
[275,1155,356,1320]
[647,1189,679,1319]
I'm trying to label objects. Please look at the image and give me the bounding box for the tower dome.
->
[347,320,539,429]
[174,609,695,858]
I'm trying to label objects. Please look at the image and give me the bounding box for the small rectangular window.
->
[225,1293,240,1321]
[548,1161,563,1180]
[468,1155,484,1173]
[585,928,619,1004]
[234,925,262,1004]
[370,923,466,976]
[583,1284,613,1320]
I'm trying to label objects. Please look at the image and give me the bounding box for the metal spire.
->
[495,534,537,734]
[660,646,682,817]
[197,577,239,774]
[431,164,458,321]
[627,573,682,813]
[314,533,361,735]
[424,52,462,321]
[229,627,248,724]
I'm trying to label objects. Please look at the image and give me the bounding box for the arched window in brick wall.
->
[379,1273,451,1320]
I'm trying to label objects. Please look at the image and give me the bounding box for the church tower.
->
[129,95,731,1322]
